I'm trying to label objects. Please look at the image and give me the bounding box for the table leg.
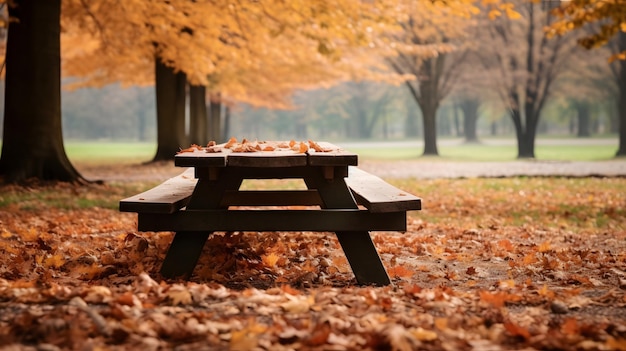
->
[305,171,391,286]
[160,172,243,279]
[160,231,211,278]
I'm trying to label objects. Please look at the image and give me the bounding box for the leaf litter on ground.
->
[0,173,625,350]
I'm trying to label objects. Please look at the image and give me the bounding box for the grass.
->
[349,144,619,161]
[60,139,620,164]
[388,177,626,229]
[65,142,156,164]
[0,182,158,210]
[2,177,624,231]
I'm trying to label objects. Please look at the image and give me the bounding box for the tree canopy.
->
[548,0,626,61]
[60,0,408,108]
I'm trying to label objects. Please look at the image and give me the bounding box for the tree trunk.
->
[617,81,626,156]
[576,101,591,137]
[189,85,207,145]
[0,0,84,183]
[152,59,187,161]
[422,103,439,156]
[510,107,535,158]
[616,33,626,156]
[460,98,480,143]
[209,93,222,142]
[223,105,231,140]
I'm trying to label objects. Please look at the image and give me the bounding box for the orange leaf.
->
[306,321,331,346]
[262,253,280,267]
[561,317,579,335]
[498,239,514,252]
[538,241,552,252]
[504,321,531,340]
[224,137,237,148]
[388,265,414,278]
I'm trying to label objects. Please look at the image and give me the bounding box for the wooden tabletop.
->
[175,141,358,168]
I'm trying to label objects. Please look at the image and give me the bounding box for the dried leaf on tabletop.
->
[224,137,237,148]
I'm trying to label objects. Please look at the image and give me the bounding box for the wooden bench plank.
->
[119,168,197,214]
[138,209,407,232]
[345,166,421,213]
[220,190,322,207]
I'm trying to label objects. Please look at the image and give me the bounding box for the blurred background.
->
[0,0,623,164]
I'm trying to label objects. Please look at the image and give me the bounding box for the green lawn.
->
[60,139,620,164]
[65,142,157,164]
[347,143,619,161]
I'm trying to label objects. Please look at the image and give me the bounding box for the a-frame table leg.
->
[160,170,243,279]
[160,231,211,278]
[305,170,391,286]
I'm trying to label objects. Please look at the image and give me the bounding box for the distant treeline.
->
[0,80,619,142]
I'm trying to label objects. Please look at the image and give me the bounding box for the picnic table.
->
[120,141,421,285]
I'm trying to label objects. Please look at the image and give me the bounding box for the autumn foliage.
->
[0,171,625,349]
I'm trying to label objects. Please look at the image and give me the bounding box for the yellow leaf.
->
[505,7,521,20]
[280,294,314,313]
[538,284,555,299]
[230,322,267,351]
[44,254,65,269]
[167,284,192,305]
[262,253,280,267]
[538,241,551,252]
[1,230,12,238]
[412,327,438,341]
[488,9,501,20]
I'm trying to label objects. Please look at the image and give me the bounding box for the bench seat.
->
[120,166,421,215]
[346,166,422,213]
[119,168,197,214]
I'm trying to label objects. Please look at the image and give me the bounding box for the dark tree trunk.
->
[422,102,439,156]
[616,33,626,156]
[617,80,626,156]
[510,106,536,158]
[0,0,84,183]
[460,98,480,143]
[223,105,231,140]
[152,59,187,161]
[189,85,207,145]
[576,102,591,137]
[209,93,222,142]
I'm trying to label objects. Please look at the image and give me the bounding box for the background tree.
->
[0,0,85,183]
[61,0,406,160]
[479,1,574,158]
[548,0,626,156]
[388,0,478,156]
[549,45,613,137]
[608,33,626,156]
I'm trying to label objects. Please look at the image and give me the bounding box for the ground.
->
[0,161,625,350]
